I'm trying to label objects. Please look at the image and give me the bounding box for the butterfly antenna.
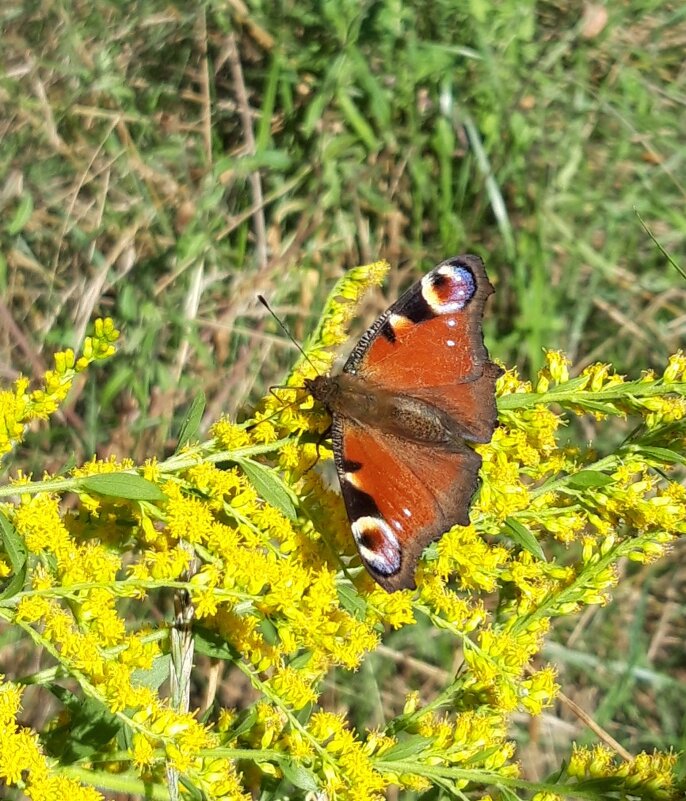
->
[257,294,320,374]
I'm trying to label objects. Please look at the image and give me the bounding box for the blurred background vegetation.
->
[1,0,684,786]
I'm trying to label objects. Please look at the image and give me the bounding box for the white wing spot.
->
[344,471,363,489]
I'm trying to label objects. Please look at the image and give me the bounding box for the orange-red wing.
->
[345,255,495,388]
[337,421,482,592]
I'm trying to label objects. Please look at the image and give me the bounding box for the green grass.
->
[1,0,685,785]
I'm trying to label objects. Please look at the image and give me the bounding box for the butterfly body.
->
[306,255,500,592]
[306,374,469,449]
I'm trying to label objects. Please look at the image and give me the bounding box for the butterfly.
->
[305,255,500,592]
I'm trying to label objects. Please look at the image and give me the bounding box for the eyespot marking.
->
[352,516,401,576]
[421,265,476,313]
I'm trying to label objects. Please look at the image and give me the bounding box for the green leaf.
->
[566,470,613,489]
[382,734,434,761]
[635,446,686,466]
[281,759,319,792]
[194,625,240,661]
[0,512,27,599]
[235,458,297,520]
[462,744,503,766]
[504,518,546,562]
[0,511,27,571]
[8,194,33,235]
[78,473,166,501]
[42,685,122,763]
[229,707,258,740]
[337,583,368,619]
[0,562,26,601]
[131,654,171,689]
[575,776,626,792]
[176,392,206,450]
[178,775,205,801]
[288,650,313,670]
[498,787,522,801]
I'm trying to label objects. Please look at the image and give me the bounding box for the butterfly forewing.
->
[344,255,494,389]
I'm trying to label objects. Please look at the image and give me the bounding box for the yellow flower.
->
[536,349,570,391]
[520,666,559,715]
[268,666,319,710]
[366,586,415,628]
[131,732,157,770]
[72,454,135,477]
[0,321,118,459]
[0,377,30,457]
[434,525,508,591]
[164,482,216,544]
[13,493,73,561]
[211,418,252,449]
[663,350,686,382]
[0,681,103,800]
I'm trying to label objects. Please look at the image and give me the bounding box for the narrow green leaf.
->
[178,777,204,801]
[288,650,313,670]
[0,511,27,571]
[635,446,686,466]
[498,787,522,801]
[337,583,368,619]
[229,707,258,740]
[281,760,319,792]
[382,735,434,761]
[194,625,239,661]
[79,473,166,501]
[566,470,613,489]
[462,744,503,766]
[235,458,297,520]
[8,194,33,235]
[575,776,626,792]
[0,562,26,601]
[132,654,171,689]
[504,518,546,562]
[176,392,206,450]
[336,90,379,150]
[563,398,618,414]
[42,685,122,763]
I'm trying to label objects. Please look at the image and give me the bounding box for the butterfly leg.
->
[303,425,332,474]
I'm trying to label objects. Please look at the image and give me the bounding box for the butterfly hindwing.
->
[333,418,481,591]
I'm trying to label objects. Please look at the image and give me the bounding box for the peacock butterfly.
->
[305,255,500,592]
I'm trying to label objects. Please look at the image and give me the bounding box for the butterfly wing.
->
[335,254,499,590]
[344,254,499,442]
[333,417,481,591]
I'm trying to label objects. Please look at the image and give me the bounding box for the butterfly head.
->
[304,374,340,408]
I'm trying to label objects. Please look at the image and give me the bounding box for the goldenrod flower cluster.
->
[569,744,677,800]
[0,680,103,801]
[0,273,683,801]
[0,318,119,458]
